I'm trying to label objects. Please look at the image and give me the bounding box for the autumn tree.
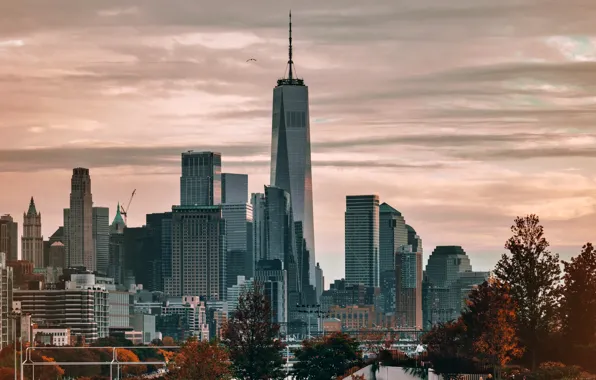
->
[116,348,147,377]
[494,214,560,369]
[222,284,285,380]
[461,279,523,371]
[559,242,596,346]
[292,332,363,380]
[167,338,231,380]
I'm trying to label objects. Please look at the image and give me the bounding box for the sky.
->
[2,0,596,286]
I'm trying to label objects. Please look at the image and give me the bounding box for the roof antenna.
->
[288,10,293,81]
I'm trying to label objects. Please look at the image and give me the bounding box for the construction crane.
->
[120,189,136,225]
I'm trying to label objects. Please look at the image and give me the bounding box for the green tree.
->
[461,279,523,371]
[292,332,363,380]
[494,214,560,370]
[560,242,596,346]
[222,284,285,380]
[167,338,231,380]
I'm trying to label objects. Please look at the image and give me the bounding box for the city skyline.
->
[1,1,595,284]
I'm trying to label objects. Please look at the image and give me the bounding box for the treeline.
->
[423,215,596,379]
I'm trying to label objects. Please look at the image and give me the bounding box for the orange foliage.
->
[169,338,231,380]
[162,336,175,346]
[0,367,14,380]
[117,348,147,376]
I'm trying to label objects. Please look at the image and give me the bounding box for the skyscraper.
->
[379,203,408,270]
[345,195,380,287]
[395,245,423,329]
[222,203,253,288]
[251,193,267,265]
[92,207,110,274]
[222,173,248,204]
[22,197,43,268]
[270,12,316,287]
[180,151,222,206]
[108,205,126,284]
[0,215,18,261]
[165,205,226,300]
[64,168,94,271]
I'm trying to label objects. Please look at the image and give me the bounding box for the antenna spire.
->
[288,10,293,80]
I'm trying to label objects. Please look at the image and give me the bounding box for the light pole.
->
[296,304,320,339]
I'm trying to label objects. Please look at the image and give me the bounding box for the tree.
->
[162,336,175,346]
[292,332,363,380]
[117,348,147,377]
[560,243,596,346]
[494,214,560,370]
[422,319,477,378]
[461,279,523,371]
[222,284,285,380]
[167,338,231,380]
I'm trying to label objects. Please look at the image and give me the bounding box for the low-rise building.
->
[33,327,70,346]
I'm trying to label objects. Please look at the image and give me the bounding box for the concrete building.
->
[315,262,324,302]
[145,212,173,292]
[0,215,18,261]
[164,206,226,300]
[160,296,209,341]
[64,168,94,271]
[48,242,66,269]
[222,173,248,204]
[222,203,253,288]
[33,328,70,346]
[327,305,376,330]
[92,207,110,274]
[180,151,221,206]
[270,13,316,288]
[0,253,13,349]
[108,205,126,284]
[345,195,380,287]
[131,314,157,344]
[22,198,44,268]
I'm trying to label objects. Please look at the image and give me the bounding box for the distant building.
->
[345,195,380,287]
[48,242,66,269]
[222,203,253,288]
[315,262,324,302]
[180,151,221,206]
[160,296,209,341]
[64,168,94,271]
[43,227,64,268]
[255,259,288,327]
[379,203,407,270]
[22,198,43,268]
[108,205,125,285]
[251,193,267,265]
[395,245,423,329]
[92,207,110,275]
[0,214,18,261]
[131,314,157,344]
[222,173,248,204]
[33,328,70,346]
[328,305,376,330]
[226,276,254,314]
[164,206,226,300]
[0,253,14,349]
[145,212,173,292]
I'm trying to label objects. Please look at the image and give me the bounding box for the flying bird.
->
[246,58,257,62]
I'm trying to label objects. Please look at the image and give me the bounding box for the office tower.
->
[146,212,173,292]
[222,204,254,289]
[251,193,267,264]
[43,227,64,268]
[270,13,316,288]
[180,151,222,206]
[165,206,226,300]
[108,205,126,284]
[425,246,472,288]
[22,197,44,268]
[222,173,248,204]
[255,259,288,327]
[315,262,324,302]
[395,245,423,329]
[64,168,94,271]
[0,215,18,261]
[345,195,380,287]
[92,207,109,274]
[227,275,254,313]
[379,203,407,270]
[0,253,13,348]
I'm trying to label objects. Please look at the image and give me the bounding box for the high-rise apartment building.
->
[270,13,316,287]
[180,151,221,206]
[345,195,380,287]
[251,193,267,265]
[22,198,44,268]
[0,215,18,261]
[222,204,253,288]
[92,207,109,274]
[64,168,94,271]
[164,206,226,300]
[379,203,407,270]
[222,173,248,204]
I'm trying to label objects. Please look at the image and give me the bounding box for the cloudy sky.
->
[2,0,596,284]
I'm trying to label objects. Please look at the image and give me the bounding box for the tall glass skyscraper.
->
[180,151,222,206]
[345,195,380,287]
[270,12,316,287]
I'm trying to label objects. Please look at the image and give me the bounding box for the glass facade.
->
[180,151,222,206]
